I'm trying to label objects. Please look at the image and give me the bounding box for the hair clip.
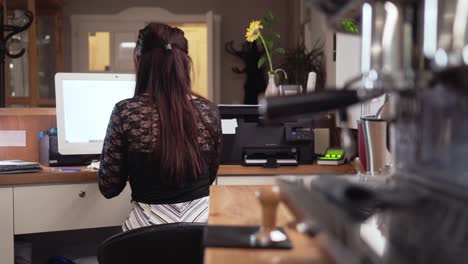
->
[165,43,172,51]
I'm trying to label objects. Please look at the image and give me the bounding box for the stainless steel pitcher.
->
[361,116,391,174]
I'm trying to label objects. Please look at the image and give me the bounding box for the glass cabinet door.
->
[5,0,64,107]
[7,10,30,98]
[37,14,58,101]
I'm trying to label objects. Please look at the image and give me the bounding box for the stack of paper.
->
[221,119,238,135]
[0,160,42,174]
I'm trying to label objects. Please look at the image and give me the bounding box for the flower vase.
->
[264,73,279,97]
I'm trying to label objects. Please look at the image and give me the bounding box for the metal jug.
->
[361,116,391,174]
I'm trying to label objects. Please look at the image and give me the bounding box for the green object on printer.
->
[317,148,345,165]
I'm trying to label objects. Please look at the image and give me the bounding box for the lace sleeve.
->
[208,109,222,184]
[98,105,128,199]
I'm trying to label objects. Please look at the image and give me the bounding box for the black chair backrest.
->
[97,223,206,264]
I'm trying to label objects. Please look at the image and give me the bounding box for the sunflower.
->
[245,20,263,42]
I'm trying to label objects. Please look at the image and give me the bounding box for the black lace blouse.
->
[98,95,222,204]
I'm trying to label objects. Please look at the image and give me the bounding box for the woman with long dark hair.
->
[98,23,221,230]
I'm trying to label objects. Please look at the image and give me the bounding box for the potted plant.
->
[244,12,287,97]
[281,37,326,92]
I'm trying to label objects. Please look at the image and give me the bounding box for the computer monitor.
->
[55,73,135,155]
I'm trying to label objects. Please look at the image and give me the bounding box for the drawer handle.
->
[79,191,86,198]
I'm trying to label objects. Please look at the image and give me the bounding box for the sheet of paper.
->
[0,130,26,147]
[221,119,238,135]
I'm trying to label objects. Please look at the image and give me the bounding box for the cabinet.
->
[0,181,132,263]
[0,187,14,264]
[4,0,64,107]
[14,183,132,234]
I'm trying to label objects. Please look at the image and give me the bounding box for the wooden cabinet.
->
[14,183,132,234]
[0,108,56,162]
[5,0,64,107]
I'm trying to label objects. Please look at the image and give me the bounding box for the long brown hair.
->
[134,23,205,186]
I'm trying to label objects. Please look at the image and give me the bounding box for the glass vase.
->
[264,73,279,97]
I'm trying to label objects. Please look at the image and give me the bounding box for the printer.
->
[219,105,317,167]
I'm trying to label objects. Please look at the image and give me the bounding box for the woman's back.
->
[99,95,221,204]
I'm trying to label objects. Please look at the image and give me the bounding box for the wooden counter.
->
[205,185,333,264]
[0,164,355,186]
[0,167,97,186]
[218,164,355,175]
[0,108,56,116]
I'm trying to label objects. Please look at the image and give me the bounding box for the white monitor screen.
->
[55,73,135,155]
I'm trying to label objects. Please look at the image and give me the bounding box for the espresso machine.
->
[259,0,468,263]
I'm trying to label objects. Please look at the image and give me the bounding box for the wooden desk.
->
[205,185,334,264]
[0,166,352,263]
[218,164,355,176]
[0,164,355,186]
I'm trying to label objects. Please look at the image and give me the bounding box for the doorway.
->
[71,7,220,102]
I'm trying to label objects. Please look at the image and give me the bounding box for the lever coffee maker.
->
[260,0,468,263]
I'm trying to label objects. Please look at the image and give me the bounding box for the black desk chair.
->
[97,223,206,264]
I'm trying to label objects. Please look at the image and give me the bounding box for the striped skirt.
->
[123,196,209,231]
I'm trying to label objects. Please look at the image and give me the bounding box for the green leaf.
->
[275,47,286,54]
[342,20,359,33]
[258,56,267,69]
[270,13,278,23]
[266,41,273,50]
[262,17,271,28]
[256,39,262,47]
[272,32,280,39]
[267,10,275,20]
[263,11,276,28]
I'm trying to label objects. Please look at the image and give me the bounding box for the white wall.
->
[62,0,300,104]
[336,33,362,129]
[335,34,361,88]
